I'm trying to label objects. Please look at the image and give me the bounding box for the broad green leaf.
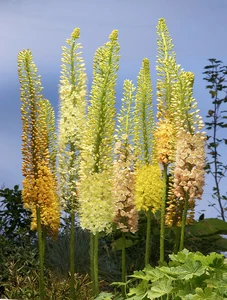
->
[128,280,150,297]
[145,266,165,282]
[169,249,194,264]
[147,279,173,299]
[159,266,178,278]
[95,292,114,300]
[185,287,220,300]
[176,260,205,280]
[187,218,227,237]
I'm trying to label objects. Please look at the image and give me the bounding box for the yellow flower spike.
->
[18,49,60,238]
[28,161,60,239]
[135,164,164,212]
[156,18,179,121]
[154,118,175,164]
[79,171,114,234]
[79,30,120,234]
[134,58,154,166]
[58,27,87,212]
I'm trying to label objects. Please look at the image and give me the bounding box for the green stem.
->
[70,211,75,299]
[145,209,152,266]
[94,233,99,297]
[179,193,189,251]
[36,206,45,300]
[90,233,95,295]
[121,231,126,298]
[173,226,181,254]
[160,164,168,265]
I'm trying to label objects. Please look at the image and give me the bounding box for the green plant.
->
[0,185,36,245]
[122,249,227,299]
[203,58,227,221]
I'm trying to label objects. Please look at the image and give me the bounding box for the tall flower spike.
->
[171,71,205,134]
[79,30,120,234]
[38,99,57,175]
[18,49,43,177]
[134,58,154,166]
[58,27,87,212]
[113,80,138,233]
[156,18,180,121]
[18,50,60,238]
[165,71,206,227]
[155,19,181,164]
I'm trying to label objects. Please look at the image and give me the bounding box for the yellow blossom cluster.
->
[134,58,154,166]
[79,30,120,234]
[135,164,164,212]
[18,49,60,238]
[79,171,115,234]
[154,118,175,164]
[58,28,87,212]
[22,162,60,238]
[113,141,138,233]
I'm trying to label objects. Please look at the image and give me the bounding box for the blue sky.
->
[1,0,227,218]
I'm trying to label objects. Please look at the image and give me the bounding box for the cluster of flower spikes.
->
[78,30,120,234]
[155,19,206,227]
[135,164,164,212]
[165,129,206,227]
[18,50,60,238]
[58,27,87,212]
[113,140,138,233]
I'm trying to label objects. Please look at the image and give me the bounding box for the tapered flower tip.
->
[142,58,150,70]
[158,18,167,27]
[71,28,80,39]
[18,49,32,59]
[109,29,118,41]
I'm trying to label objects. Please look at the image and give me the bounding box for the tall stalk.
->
[93,233,99,296]
[36,206,44,300]
[160,164,167,264]
[134,58,155,267]
[79,30,119,298]
[70,212,75,299]
[179,193,189,251]
[18,49,60,300]
[145,210,152,266]
[121,232,126,297]
[58,28,87,300]
[173,226,181,254]
[90,233,95,295]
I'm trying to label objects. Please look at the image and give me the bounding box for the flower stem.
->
[94,233,99,296]
[145,209,152,266]
[173,226,181,254]
[90,233,95,295]
[179,192,189,251]
[36,206,45,300]
[160,164,167,264]
[122,231,126,297]
[70,211,75,299]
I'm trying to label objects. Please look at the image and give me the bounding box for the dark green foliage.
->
[203,58,227,220]
[0,185,36,245]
